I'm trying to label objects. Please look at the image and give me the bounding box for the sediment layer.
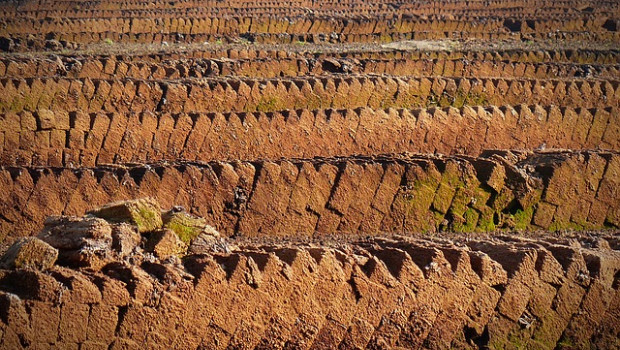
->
[2,14,619,48]
[1,76,617,116]
[3,56,619,80]
[6,47,616,65]
[1,105,618,167]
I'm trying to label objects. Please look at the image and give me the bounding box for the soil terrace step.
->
[0,150,618,242]
[2,56,619,80]
[1,14,618,49]
[0,234,618,349]
[3,1,618,17]
[3,0,618,13]
[0,76,617,116]
[1,105,618,167]
[15,47,614,65]
[4,30,619,50]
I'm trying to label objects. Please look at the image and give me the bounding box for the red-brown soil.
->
[0,0,618,348]
[0,230,619,349]
[2,105,618,167]
[1,150,619,247]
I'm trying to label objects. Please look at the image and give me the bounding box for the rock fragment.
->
[146,229,187,259]
[163,209,219,244]
[89,198,163,233]
[188,233,232,254]
[0,237,58,270]
[111,223,141,257]
[37,109,56,130]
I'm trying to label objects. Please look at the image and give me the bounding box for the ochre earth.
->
[0,203,619,349]
[0,0,618,348]
[1,150,619,241]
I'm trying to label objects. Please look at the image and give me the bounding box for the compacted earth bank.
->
[0,0,618,348]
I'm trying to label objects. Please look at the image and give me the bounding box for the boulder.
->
[89,198,163,233]
[57,244,114,270]
[0,237,58,270]
[38,216,114,270]
[38,216,112,250]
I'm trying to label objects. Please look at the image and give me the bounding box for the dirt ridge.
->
[1,76,617,117]
[1,150,618,242]
[0,234,618,349]
[2,104,618,168]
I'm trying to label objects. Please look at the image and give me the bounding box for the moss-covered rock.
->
[476,208,497,232]
[0,237,58,270]
[89,198,163,233]
[162,210,220,245]
[512,206,535,230]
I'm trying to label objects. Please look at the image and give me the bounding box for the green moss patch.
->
[163,211,210,244]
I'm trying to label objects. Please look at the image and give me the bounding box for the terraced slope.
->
[0,0,619,348]
[0,2,617,234]
[0,1,617,238]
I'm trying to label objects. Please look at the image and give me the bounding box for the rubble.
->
[10,199,224,270]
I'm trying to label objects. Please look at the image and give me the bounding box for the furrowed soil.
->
[0,0,618,348]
